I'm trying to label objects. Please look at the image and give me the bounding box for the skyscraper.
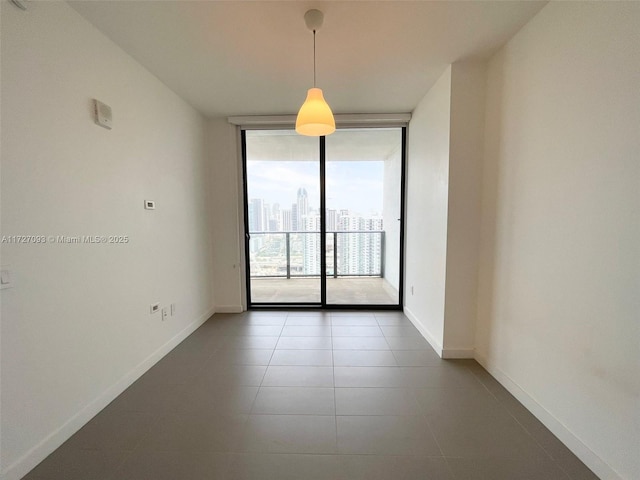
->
[326,209,338,231]
[303,214,321,275]
[291,202,298,232]
[337,214,383,275]
[293,187,309,231]
[280,209,292,232]
[248,198,265,232]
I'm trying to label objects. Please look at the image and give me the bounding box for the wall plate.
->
[1,268,13,290]
[93,99,112,130]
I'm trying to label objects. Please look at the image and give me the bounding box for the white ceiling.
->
[68,1,546,118]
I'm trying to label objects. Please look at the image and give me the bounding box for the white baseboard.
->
[474,351,620,480]
[2,306,215,480]
[441,348,475,359]
[214,304,244,313]
[403,306,444,357]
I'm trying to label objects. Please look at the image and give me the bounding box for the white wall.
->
[207,119,245,312]
[0,2,214,479]
[404,66,451,353]
[443,63,486,355]
[476,2,640,479]
[405,63,484,357]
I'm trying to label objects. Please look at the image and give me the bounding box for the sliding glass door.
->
[325,129,403,305]
[243,127,404,308]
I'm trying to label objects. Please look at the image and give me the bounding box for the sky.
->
[247,160,384,216]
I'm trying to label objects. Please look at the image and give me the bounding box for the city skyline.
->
[247,187,383,234]
[246,160,384,217]
[247,186,384,278]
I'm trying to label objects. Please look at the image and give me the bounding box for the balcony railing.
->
[248,231,385,279]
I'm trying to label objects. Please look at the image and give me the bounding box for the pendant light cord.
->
[313,30,317,87]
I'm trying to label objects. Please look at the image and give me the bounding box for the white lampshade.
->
[295,87,336,137]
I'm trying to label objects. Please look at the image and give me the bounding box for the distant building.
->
[326,209,338,231]
[271,203,281,231]
[248,198,264,232]
[302,214,321,275]
[263,202,271,231]
[293,188,309,231]
[280,209,291,232]
[291,202,298,232]
[338,215,383,275]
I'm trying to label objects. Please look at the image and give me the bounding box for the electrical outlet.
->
[162,307,169,321]
[171,303,176,316]
[150,303,160,314]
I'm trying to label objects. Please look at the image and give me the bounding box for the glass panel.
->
[325,128,402,305]
[245,130,321,304]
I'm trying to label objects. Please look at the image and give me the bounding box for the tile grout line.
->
[256,312,286,390]
[241,311,288,454]
[330,312,339,455]
[378,315,403,369]
[463,365,571,474]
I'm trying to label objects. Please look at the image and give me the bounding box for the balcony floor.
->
[250,277,398,305]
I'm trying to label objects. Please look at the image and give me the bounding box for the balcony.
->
[248,231,398,305]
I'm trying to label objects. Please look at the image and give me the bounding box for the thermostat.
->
[93,99,112,130]
[144,200,156,210]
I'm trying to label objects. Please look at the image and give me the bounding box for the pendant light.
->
[295,9,336,137]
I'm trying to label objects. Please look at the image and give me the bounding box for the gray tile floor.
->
[23,311,598,480]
